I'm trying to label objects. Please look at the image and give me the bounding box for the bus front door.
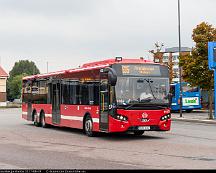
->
[99,80,109,132]
[52,80,61,124]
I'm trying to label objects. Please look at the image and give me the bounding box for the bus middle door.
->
[52,80,61,125]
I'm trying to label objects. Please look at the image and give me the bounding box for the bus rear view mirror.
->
[108,70,117,86]
[102,67,117,86]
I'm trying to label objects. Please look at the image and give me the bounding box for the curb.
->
[172,118,216,124]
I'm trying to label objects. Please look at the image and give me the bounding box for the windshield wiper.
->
[144,79,157,100]
[125,103,138,110]
[140,97,153,103]
[124,103,168,110]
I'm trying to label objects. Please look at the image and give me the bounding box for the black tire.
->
[186,109,193,113]
[133,130,145,136]
[84,115,95,137]
[40,113,48,128]
[33,113,40,127]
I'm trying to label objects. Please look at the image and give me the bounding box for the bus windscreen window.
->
[182,83,198,92]
[214,47,216,62]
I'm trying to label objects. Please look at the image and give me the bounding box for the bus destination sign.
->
[121,65,161,76]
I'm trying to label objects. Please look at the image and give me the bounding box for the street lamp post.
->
[47,61,49,73]
[178,0,183,117]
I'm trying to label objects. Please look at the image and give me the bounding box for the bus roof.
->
[23,58,160,80]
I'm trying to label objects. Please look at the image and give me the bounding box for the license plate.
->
[138,126,150,130]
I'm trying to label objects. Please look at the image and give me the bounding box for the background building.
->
[0,66,8,106]
[161,47,192,83]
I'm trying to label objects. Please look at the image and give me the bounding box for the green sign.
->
[182,97,199,106]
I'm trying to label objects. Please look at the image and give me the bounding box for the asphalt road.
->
[0,108,216,169]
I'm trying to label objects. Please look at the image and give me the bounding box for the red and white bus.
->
[22,58,171,136]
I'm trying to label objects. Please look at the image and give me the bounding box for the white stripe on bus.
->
[22,112,99,123]
[61,115,83,121]
[45,114,52,117]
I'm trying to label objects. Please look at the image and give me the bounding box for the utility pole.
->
[178,0,183,117]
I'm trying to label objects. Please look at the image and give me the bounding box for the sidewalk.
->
[171,109,216,124]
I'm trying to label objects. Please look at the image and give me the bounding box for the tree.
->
[9,60,40,78]
[7,74,24,100]
[7,60,40,100]
[179,22,216,119]
[149,42,164,63]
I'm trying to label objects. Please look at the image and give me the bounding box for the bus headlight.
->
[160,114,171,121]
[113,114,128,121]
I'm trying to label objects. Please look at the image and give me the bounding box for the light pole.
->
[178,0,183,117]
[47,61,49,73]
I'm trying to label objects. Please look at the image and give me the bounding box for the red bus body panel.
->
[22,102,171,133]
[22,58,171,134]
[109,109,171,132]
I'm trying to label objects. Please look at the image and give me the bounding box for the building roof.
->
[0,66,8,77]
[164,47,192,53]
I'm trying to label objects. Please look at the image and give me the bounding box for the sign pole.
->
[178,0,183,117]
[214,69,216,119]
[208,42,216,120]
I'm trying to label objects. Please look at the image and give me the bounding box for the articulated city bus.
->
[22,58,171,136]
[170,82,202,112]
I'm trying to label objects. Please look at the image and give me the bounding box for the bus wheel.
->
[84,116,95,137]
[41,113,48,128]
[133,130,145,136]
[33,113,40,127]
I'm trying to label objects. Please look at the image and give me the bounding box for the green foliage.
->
[7,74,24,99]
[7,60,40,100]
[9,60,40,78]
[179,22,216,90]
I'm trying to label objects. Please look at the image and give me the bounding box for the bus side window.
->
[93,83,99,105]
[88,84,94,105]
[32,81,39,104]
[61,81,70,104]
[22,80,32,103]
[38,80,47,104]
[80,84,89,105]
[69,83,77,105]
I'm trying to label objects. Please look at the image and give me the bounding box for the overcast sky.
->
[0,0,215,74]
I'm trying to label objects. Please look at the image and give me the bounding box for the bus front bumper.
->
[108,116,171,133]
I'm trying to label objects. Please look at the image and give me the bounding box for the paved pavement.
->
[172,109,216,124]
[1,108,216,169]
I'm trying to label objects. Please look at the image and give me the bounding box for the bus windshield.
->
[182,83,198,92]
[115,77,169,106]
